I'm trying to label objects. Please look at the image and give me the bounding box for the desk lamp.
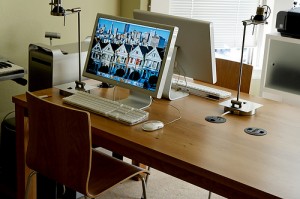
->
[49,0,87,92]
[219,5,271,116]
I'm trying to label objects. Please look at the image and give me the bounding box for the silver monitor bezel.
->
[133,9,217,84]
[82,13,178,99]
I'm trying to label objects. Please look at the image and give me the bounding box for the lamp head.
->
[253,5,271,22]
[50,0,65,16]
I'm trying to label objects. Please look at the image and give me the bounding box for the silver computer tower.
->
[28,40,90,92]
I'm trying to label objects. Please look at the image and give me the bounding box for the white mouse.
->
[142,120,164,131]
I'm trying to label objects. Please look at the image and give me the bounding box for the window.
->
[151,0,269,70]
[170,0,259,48]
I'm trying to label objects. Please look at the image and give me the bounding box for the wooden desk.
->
[13,87,300,199]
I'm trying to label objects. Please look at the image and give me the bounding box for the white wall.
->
[150,0,169,13]
[120,0,148,18]
[0,0,120,121]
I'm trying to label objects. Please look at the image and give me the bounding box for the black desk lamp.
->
[49,0,86,91]
[219,5,271,116]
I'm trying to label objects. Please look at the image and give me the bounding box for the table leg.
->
[15,105,36,199]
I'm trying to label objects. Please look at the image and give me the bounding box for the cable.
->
[112,86,154,110]
[220,111,231,117]
[164,103,182,125]
[172,62,189,90]
[1,110,15,132]
[152,99,182,126]
[1,110,15,123]
[112,85,117,101]
[262,5,271,20]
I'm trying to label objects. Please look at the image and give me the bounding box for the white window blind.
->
[169,0,260,49]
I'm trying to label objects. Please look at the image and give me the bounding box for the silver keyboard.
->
[172,79,231,100]
[63,91,149,125]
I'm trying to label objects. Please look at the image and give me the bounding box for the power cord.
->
[172,62,189,90]
[1,110,15,123]
[1,110,15,132]
[152,99,182,126]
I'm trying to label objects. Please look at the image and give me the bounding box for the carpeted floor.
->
[84,148,226,199]
[93,167,225,199]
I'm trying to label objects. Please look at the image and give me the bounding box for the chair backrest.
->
[26,92,92,195]
[215,58,253,93]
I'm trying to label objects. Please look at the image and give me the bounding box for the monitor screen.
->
[133,10,217,84]
[83,13,178,108]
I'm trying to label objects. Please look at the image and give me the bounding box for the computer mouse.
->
[142,120,164,131]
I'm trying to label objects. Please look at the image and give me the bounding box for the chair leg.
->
[138,175,147,199]
[145,167,151,184]
[25,171,38,199]
[208,191,212,199]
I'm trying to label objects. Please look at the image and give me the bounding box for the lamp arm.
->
[236,21,247,101]
[77,11,81,82]
[74,10,86,90]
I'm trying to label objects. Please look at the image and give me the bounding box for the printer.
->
[276,7,300,38]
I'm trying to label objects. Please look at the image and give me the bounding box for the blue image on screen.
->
[86,17,171,92]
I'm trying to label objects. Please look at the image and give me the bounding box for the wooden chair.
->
[215,58,253,93]
[24,92,149,199]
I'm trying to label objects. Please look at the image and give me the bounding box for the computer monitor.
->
[82,13,178,109]
[133,10,217,100]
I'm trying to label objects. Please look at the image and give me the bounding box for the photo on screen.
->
[85,17,172,92]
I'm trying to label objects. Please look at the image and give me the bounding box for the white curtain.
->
[169,0,260,48]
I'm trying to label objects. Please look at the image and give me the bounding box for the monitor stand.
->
[98,82,114,88]
[162,46,189,100]
[119,91,152,110]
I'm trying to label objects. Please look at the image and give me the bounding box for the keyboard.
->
[172,79,231,100]
[0,61,25,80]
[63,91,149,125]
